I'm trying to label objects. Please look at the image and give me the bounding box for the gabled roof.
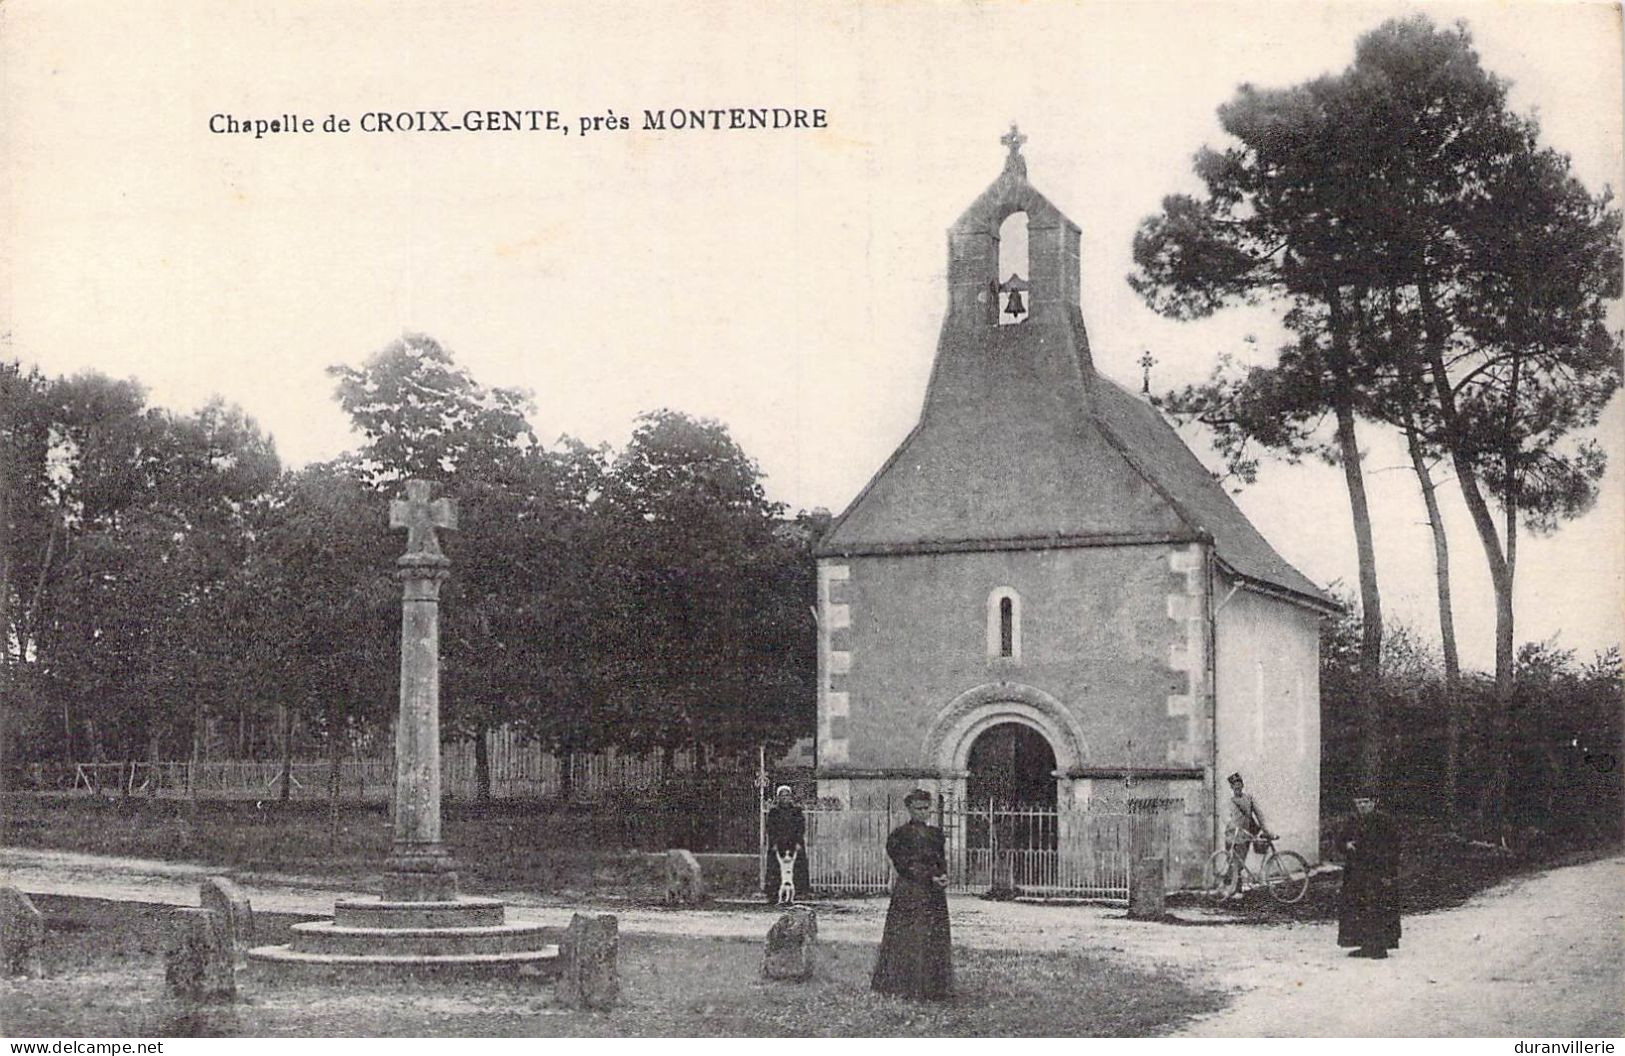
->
[1088,376,1336,609]
[816,139,1335,613]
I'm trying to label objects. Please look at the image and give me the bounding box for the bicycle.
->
[1206,834,1311,904]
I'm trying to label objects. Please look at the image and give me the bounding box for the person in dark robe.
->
[1337,793,1402,958]
[764,784,811,901]
[871,788,953,1001]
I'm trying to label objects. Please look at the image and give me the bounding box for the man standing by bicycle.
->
[1223,772,1270,901]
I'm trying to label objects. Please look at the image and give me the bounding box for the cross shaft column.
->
[384,480,459,901]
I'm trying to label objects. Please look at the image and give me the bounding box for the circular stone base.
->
[247,944,560,981]
[246,893,560,980]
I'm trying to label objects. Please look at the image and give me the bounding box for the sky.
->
[4,0,1622,672]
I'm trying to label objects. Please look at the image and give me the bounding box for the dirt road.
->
[4,846,1619,1036]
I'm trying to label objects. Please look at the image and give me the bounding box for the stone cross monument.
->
[248,476,558,976]
[384,479,459,901]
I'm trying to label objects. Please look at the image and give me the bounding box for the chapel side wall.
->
[1214,585,1322,864]
[816,545,1197,780]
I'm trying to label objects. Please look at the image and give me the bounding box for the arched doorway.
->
[965,722,1058,894]
[966,722,1057,807]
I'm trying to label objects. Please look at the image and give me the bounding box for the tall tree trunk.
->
[278,703,294,803]
[1327,286,1385,791]
[1405,421,1462,814]
[1418,274,1515,831]
[0,444,10,842]
[328,693,343,850]
[474,721,492,803]
[21,521,58,667]
[146,730,161,797]
[188,710,201,818]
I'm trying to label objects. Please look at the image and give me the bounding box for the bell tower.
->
[945,125,1084,325]
[926,125,1093,428]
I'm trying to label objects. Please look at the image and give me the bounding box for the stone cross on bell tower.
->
[385,479,459,900]
[1000,122,1027,177]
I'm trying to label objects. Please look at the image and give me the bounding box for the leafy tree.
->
[596,410,814,760]
[0,369,276,774]
[328,333,535,488]
[1130,70,1392,788]
[21,393,278,774]
[1133,17,1623,818]
[329,333,544,794]
[1333,18,1623,824]
[439,441,606,799]
[245,460,396,824]
[329,334,628,798]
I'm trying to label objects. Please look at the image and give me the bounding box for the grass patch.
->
[0,795,746,898]
[2,895,1224,1037]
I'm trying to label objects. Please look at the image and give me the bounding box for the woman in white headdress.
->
[764,784,809,900]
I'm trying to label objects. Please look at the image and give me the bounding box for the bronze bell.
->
[1004,288,1026,317]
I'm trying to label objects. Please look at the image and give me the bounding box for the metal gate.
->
[768,796,1173,901]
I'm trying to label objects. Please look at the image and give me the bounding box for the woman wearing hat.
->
[764,784,810,901]
[871,788,953,1000]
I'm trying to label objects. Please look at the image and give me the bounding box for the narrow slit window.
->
[987,587,1021,660]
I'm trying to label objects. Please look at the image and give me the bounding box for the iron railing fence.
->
[765,795,1178,901]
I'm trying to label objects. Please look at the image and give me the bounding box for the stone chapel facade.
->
[813,134,1337,886]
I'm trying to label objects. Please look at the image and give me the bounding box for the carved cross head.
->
[389,479,457,558]
[1000,122,1027,157]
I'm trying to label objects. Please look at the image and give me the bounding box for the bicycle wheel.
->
[1206,849,1233,896]
[1263,850,1310,904]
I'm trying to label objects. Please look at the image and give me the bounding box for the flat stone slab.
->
[333,897,505,929]
[247,943,560,981]
[289,919,554,957]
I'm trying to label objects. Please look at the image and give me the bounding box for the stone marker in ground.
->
[200,877,254,967]
[664,849,706,905]
[762,904,818,980]
[555,913,619,1010]
[1128,856,1166,920]
[0,885,45,979]
[164,907,236,1000]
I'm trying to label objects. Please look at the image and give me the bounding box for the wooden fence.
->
[39,740,750,803]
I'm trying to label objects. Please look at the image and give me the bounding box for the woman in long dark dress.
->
[764,784,811,900]
[1337,794,1402,958]
[871,788,953,1000]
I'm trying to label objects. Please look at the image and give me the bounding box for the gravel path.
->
[4,845,1619,1036]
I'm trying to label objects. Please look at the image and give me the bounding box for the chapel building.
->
[813,132,1336,887]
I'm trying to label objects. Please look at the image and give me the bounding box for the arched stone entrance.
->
[921,681,1088,796]
[966,722,1057,808]
[921,683,1085,893]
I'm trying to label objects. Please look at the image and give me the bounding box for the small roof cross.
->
[1000,122,1028,176]
[390,479,457,558]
